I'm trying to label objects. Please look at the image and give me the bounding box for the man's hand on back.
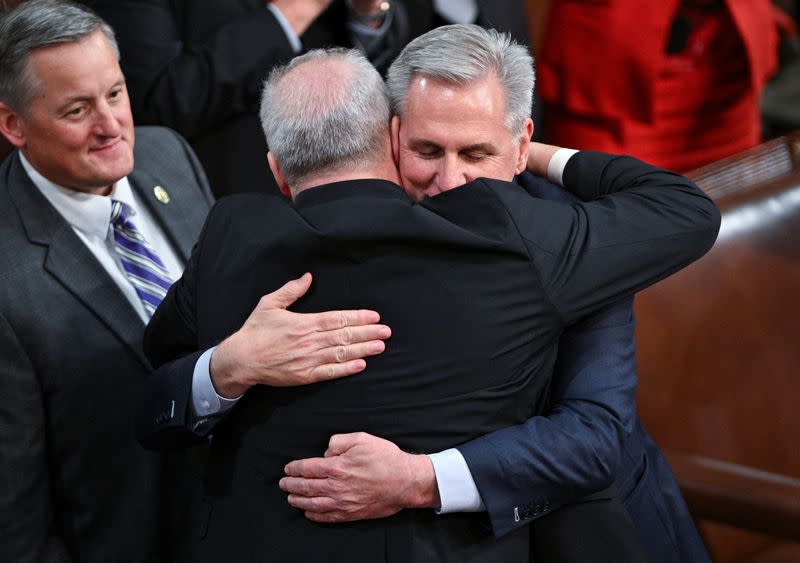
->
[280,432,440,522]
[210,273,391,398]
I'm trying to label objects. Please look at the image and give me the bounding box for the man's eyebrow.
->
[407,138,441,150]
[57,78,126,110]
[459,143,496,153]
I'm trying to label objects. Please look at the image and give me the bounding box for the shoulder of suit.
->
[131,126,198,184]
[209,192,293,225]
[212,192,286,213]
[133,125,184,153]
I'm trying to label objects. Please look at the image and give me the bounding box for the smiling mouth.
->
[91,138,123,152]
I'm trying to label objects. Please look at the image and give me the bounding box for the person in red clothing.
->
[537,0,779,172]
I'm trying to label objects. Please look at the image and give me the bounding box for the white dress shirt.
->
[20,153,183,324]
[191,149,580,511]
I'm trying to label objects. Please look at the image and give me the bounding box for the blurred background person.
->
[535,0,780,172]
[85,0,416,197]
[85,0,534,197]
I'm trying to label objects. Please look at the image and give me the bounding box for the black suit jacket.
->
[0,127,213,562]
[139,151,718,562]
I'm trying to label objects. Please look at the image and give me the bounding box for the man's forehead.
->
[27,34,123,101]
[399,92,510,149]
[403,75,506,122]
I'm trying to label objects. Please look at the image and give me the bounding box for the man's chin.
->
[77,165,134,195]
[89,154,134,184]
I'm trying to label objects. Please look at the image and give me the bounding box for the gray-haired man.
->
[137,31,717,563]
[282,25,711,562]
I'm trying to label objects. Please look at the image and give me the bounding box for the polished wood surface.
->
[667,452,800,540]
[635,132,800,561]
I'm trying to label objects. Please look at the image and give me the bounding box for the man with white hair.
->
[138,37,718,561]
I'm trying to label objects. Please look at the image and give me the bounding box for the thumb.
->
[260,273,312,310]
[324,433,361,457]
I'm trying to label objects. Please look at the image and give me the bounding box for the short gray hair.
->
[0,0,119,113]
[387,24,534,135]
[260,48,391,187]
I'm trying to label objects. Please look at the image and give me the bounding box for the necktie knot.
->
[111,199,139,236]
[110,198,126,222]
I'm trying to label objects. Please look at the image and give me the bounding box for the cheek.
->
[477,157,516,182]
[32,125,88,154]
[117,105,134,129]
[399,157,435,186]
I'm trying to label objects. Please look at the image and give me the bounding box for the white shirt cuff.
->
[191,347,241,417]
[546,148,579,187]
[428,448,485,513]
[268,4,303,54]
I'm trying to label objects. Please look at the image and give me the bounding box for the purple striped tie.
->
[110,200,173,317]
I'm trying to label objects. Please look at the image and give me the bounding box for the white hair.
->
[387,24,534,135]
[259,48,391,187]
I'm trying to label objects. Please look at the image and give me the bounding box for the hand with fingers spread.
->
[280,432,440,523]
[209,273,391,398]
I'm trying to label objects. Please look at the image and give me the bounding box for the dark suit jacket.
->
[0,127,213,562]
[88,0,426,198]
[461,173,709,561]
[138,151,719,561]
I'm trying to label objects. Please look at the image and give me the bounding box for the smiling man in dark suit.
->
[0,2,388,560]
[136,31,719,560]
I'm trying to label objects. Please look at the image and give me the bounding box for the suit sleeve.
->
[137,206,214,450]
[0,314,72,562]
[493,151,720,324]
[89,0,296,139]
[458,298,638,538]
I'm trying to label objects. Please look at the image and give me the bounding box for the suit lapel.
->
[6,155,151,367]
[128,166,197,263]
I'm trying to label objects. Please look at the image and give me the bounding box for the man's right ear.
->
[390,116,401,167]
[267,151,292,199]
[0,103,26,148]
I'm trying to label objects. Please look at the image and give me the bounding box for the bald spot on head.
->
[275,57,354,123]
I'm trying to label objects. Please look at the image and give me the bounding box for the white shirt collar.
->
[19,152,138,240]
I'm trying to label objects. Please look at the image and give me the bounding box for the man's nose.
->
[435,156,467,192]
[93,101,122,137]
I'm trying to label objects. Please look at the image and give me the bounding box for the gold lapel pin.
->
[153,185,170,204]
